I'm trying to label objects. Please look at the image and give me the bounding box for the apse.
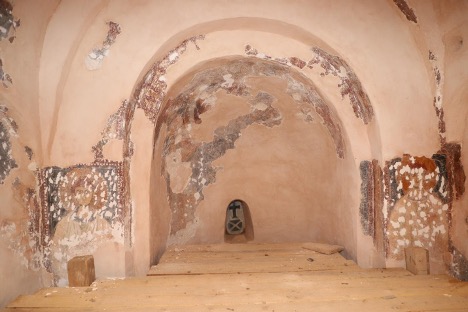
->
[149,57,359,262]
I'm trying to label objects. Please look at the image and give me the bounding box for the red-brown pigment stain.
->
[393,0,418,23]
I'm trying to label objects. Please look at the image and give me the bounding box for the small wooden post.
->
[67,255,96,287]
[405,247,429,275]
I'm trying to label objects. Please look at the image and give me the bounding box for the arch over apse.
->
[122,18,379,266]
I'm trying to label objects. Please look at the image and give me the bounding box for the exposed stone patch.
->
[0,0,20,43]
[392,0,418,23]
[85,21,121,70]
[245,44,374,125]
[134,35,205,123]
[0,57,12,88]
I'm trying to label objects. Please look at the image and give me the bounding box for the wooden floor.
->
[4,243,468,311]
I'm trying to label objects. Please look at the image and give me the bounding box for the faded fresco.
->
[359,149,467,278]
[39,162,125,284]
[385,155,449,273]
[0,107,17,184]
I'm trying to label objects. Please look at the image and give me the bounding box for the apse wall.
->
[149,57,359,260]
[1,0,467,308]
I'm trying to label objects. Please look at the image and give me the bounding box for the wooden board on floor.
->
[148,242,356,275]
[5,243,468,312]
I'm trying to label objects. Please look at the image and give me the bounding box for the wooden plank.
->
[5,243,468,312]
[150,243,357,275]
[8,272,468,306]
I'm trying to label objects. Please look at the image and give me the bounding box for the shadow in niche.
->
[224,199,254,243]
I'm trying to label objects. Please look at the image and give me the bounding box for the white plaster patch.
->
[221,74,234,88]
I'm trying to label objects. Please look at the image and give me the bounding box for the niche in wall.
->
[224,199,254,243]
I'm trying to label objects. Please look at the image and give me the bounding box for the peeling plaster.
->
[157,56,350,241]
[359,161,375,236]
[134,35,205,123]
[0,105,17,184]
[361,147,468,277]
[0,0,20,43]
[429,51,446,145]
[162,82,282,239]
[451,248,468,281]
[392,0,418,23]
[245,44,374,125]
[38,162,125,283]
[93,100,133,161]
[85,21,121,70]
[0,57,12,88]
[384,155,449,274]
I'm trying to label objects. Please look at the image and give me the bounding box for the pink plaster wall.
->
[1,0,468,307]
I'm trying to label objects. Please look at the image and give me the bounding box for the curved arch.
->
[128,18,381,268]
[40,0,109,164]
[148,55,359,262]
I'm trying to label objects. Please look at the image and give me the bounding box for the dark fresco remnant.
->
[392,0,418,23]
[157,57,350,240]
[39,162,124,237]
[245,44,374,125]
[359,160,374,236]
[0,111,17,184]
[356,149,468,279]
[0,0,20,42]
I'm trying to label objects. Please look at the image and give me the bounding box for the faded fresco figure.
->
[49,168,113,286]
[387,155,449,274]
